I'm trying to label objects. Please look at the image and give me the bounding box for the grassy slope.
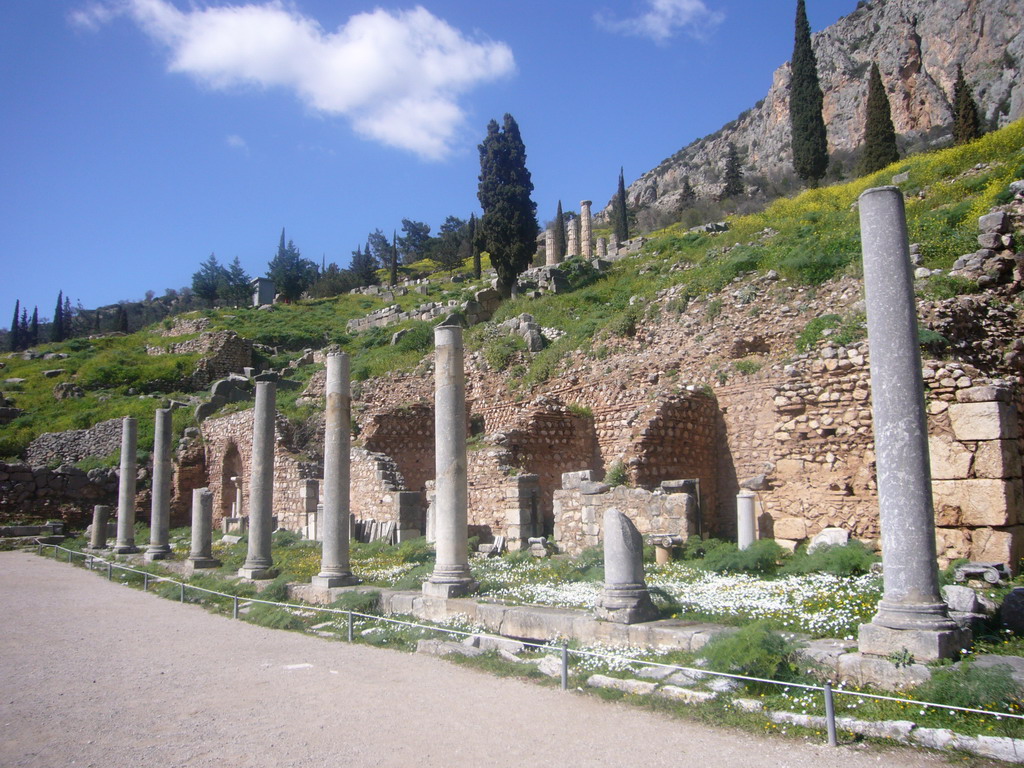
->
[2,121,1022,462]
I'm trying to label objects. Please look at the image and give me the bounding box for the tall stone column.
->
[423,324,476,598]
[238,382,278,579]
[187,488,220,570]
[313,353,360,588]
[545,227,558,267]
[857,187,968,661]
[567,215,579,257]
[736,492,756,550]
[86,505,110,550]
[145,408,173,561]
[580,200,593,259]
[113,417,139,554]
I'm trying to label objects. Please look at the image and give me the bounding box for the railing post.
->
[143,573,149,591]
[37,543,42,556]
[107,562,112,581]
[233,596,239,620]
[560,642,569,691]
[824,682,838,747]
[347,611,354,642]
[180,583,185,602]
[67,549,73,563]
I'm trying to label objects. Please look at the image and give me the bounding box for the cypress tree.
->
[477,114,538,297]
[612,169,629,243]
[63,296,73,338]
[952,64,982,145]
[468,214,481,279]
[52,291,64,343]
[29,307,38,347]
[9,300,20,351]
[390,230,399,287]
[19,308,29,348]
[789,0,829,185]
[860,63,899,175]
[720,143,744,199]
[678,176,695,207]
[552,201,566,261]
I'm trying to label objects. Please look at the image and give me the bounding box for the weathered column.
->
[113,417,139,554]
[580,200,593,259]
[736,492,756,550]
[857,187,968,661]
[145,408,173,561]
[567,215,579,257]
[87,505,110,550]
[187,488,220,570]
[238,382,278,579]
[597,508,658,623]
[597,237,608,258]
[423,324,476,597]
[609,234,619,255]
[313,353,360,588]
[233,476,243,518]
[545,227,558,267]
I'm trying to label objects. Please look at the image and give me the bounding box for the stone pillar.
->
[313,353,360,588]
[580,200,593,259]
[423,324,476,598]
[238,382,278,579]
[87,505,110,550]
[145,408,173,561]
[857,187,968,661]
[597,238,608,258]
[233,476,243,518]
[597,508,658,623]
[610,234,619,255]
[567,215,579,257]
[736,492,756,550]
[545,227,558,267]
[188,488,220,570]
[113,417,139,554]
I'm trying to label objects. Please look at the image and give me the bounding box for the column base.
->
[312,573,362,588]
[112,544,139,555]
[858,621,971,662]
[144,546,172,562]
[238,566,279,580]
[596,584,659,624]
[186,557,222,573]
[422,579,478,598]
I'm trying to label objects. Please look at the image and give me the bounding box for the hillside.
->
[611,0,1024,222]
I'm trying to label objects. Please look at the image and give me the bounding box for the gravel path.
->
[0,551,958,768]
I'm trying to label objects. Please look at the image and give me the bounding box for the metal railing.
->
[34,541,1024,748]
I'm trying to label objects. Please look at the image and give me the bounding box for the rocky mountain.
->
[612,0,1024,220]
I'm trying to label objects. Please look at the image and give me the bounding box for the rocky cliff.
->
[614,0,1024,218]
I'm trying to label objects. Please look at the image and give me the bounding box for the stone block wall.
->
[348,447,414,527]
[0,461,118,525]
[25,418,124,466]
[147,330,253,387]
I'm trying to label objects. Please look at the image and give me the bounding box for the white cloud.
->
[226,133,249,152]
[68,2,122,31]
[595,0,723,43]
[73,0,515,159]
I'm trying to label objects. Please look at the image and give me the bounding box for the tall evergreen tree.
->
[554,200,567,261]
[678,176,695,208]
[390,230,399,286]
[9,300,20,351]
[221,257,252,306]
[860,63,899,174]
[789,0,829,185]
[52,291,64,343]
[468,213,480,279]
[267,228,318,301]
[20,308,30,347]
[192,253,228,305]
[477,114,538,297]
[63,296,73,339]
[350,245,378,287]
[29,307,38,347]
[720,143,744,199]
[612,169,629,243]
[952,64,982,145]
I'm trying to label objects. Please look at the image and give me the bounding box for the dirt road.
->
[0,550,956,768]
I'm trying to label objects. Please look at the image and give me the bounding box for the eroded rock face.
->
[607,0,1023,216]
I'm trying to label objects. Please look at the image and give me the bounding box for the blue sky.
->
[1,0,855,324]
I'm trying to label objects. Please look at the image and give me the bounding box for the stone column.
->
[609,234,619,255]
[545,227,558,267]
[597,508,658,623]
[597,238,608,258]
[87,505,110,550]
[423,324,476,598]
[113,417,139,554]
[567,215,579,257]
[313,353,360,588]
[857,187,967,661]
[230,476,241,516]
[145,408,173,561]
[736,492,756,550]
[238,382,278,579]
[580,200,593,259]
[187,488,220,570]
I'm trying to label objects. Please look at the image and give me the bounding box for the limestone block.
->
[948,401,1019,441]
[974,440,1022,479]
[935,527,971,563]
[969,526,1024,567]
[772,516,808,540]
[932,479,1022,527]
[808,527,849,552]
[774,458,805,476]
[927,435,973,480]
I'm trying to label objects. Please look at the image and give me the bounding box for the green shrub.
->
[329,591,381,614]
[918,327,950,354]
[733,358,762,375]
[780,540,878,577]
[915,661,1024,711]
[919,273,982,301]
[706,298,723,320]
[702,539,784,575]
[247,603,305,630]
[604,461,628,487]
[701,622,803,687]
[484,334,527,371]
[396,536,434,565]
[795,314,841,351]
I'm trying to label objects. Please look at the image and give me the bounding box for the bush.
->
[483,334,527,371]
[702,539,784,575]
[701,622,803,687]
[919,273,982,301]
[604,461,628,487]
[796,314,841,351]
[780,540,878,577]
[247,603,305,630]
[915,661,1023,711]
